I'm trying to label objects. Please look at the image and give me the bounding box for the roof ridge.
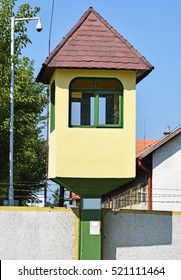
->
[90,8,153,69]
[139,125,181,158]
[44,7,94,66]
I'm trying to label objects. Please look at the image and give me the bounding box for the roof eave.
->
[36,65,56,84]
[136,67,154,84]
[36,64,154,84]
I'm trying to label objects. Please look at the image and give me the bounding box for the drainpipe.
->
[137,157,152,210]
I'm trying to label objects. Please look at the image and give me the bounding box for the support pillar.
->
[79,198,101,260]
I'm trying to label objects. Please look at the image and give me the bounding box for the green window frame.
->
[50,80,55,132]
[69,78,123,128]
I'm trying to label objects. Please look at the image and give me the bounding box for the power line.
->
[0,182,57,186]
[48,0,55,54]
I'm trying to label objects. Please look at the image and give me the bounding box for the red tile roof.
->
[139,126,181,158]
[37,7,154,84]
[136,139,158,157]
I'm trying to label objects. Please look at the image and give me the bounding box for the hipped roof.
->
[37,7,154,84]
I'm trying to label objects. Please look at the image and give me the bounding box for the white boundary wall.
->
[0,207,78,260]
[1,207,181,260]
[103,209,181,260]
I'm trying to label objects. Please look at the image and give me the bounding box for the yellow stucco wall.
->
[48,69,136,179]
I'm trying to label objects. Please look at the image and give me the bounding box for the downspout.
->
[137,157,152,210]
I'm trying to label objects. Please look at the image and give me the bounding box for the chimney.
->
[164,126,171,137]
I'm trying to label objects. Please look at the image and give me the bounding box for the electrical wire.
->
[0,182,58,186]
[48,0,55,54]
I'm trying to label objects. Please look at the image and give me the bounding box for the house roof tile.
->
[37,7,154,84]
[136,140,158,158]
[138,126,181,158]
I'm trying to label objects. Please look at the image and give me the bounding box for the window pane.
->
[71,102,81,125]
[98,97,106,124]
[50,80,55,132]
[81,93,94,125]
[98,93,119,125]
[70,91,94,126]
[90,97,94,125]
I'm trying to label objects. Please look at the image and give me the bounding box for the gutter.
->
[137,157,152,210]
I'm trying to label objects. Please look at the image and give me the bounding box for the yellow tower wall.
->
[48,69,136,180]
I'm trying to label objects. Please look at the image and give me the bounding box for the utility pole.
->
[9,16,42,206]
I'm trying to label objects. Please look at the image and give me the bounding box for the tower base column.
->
[79,198,101,260]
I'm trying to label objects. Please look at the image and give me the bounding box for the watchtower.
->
[37,7,153,259]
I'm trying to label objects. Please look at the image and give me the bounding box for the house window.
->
[69,78,123,127]
[50,80,55,132]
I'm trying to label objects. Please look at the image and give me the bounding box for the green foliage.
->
[52,189,59,207]
[0,0,47,205]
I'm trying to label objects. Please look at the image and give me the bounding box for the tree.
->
[0,0,47,205]
[52,189,59,207]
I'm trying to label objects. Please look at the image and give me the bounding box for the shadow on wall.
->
[153,134,181,168]
[102,209,172,260]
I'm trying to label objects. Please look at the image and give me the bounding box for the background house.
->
[102,126,181,211]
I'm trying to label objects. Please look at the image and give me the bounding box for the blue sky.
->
[14,0,181,140]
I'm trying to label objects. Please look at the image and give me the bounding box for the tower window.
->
[69,78,123,128]
[50,80,55,132]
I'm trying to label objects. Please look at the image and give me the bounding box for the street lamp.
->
[9,16,42,206]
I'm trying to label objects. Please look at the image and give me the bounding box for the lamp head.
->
[36,18,42,32]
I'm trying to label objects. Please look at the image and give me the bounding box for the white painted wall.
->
[0,208,77,260]
[103,210,181,260]
[152,134,181,211]
[1,208,181,260]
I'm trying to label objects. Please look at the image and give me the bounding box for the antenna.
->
[144,119,146,140]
